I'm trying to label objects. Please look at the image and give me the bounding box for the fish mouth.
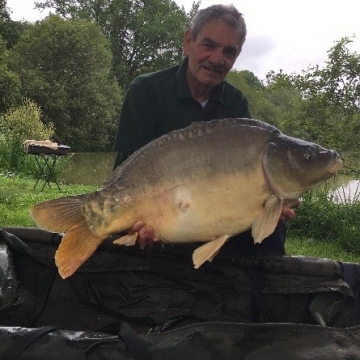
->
[328,157,343,177]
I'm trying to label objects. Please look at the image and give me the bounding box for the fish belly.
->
[141,171,270,244]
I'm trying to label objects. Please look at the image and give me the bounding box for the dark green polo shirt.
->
[114,57,251,168]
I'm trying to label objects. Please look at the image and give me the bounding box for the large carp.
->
[30,118,342,279]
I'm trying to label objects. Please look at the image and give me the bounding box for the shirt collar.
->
[176,57,225,104]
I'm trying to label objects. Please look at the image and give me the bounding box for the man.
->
[113,4,297,255]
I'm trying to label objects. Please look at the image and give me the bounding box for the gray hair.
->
[190,4,247,51]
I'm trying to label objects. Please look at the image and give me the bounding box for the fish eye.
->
[304,148,316,161]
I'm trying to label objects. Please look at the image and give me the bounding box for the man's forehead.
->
[194,20,242,50]
[201,36,239,53]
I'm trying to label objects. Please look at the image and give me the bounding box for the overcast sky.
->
[6,0,360,80]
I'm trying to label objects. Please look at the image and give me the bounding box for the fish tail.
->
[30,195,105,279]
[30,195,85,233]
[55,221,105,279]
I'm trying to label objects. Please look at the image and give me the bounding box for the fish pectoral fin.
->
[252,195,283,243]
[192,235,230,269]
[55,220,105,279]
[113,233,138,246]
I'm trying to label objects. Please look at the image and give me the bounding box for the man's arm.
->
[114,83,159,169]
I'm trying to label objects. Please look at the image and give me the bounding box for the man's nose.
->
[209,48,225,65]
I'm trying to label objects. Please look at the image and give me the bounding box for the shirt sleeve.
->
[234,93,252,119]
[113,83,159,169]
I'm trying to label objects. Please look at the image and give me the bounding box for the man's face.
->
[183,20,241,90]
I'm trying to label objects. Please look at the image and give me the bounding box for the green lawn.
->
[286,236,360,263]
[0,173,97,227]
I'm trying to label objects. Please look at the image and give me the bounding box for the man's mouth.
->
[201,64,223,74]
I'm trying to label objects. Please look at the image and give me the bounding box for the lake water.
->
[60,152,116,186]
[60,152,360,202]
[329,178,360,203]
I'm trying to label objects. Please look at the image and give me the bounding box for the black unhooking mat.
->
[1,228,360,359]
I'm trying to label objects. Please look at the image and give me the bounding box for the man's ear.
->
[183,29,192,56]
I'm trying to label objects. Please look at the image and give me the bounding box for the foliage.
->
[299,37,360,114]
[0,0,29,49]
[0,99,54,173]
[0,34,21,114]
[1,98,53,140]
[296,37,360,152]
[7,15,122,151]
[227,70,284,127]
[264,36,360,153]
[263,70,319,142]
[0,4,358,160]
[287,181,360,254]
[0,0,9,20]
[35,0,199,88]
[1,20,30,49]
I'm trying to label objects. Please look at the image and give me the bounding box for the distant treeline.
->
[0,1,359,158]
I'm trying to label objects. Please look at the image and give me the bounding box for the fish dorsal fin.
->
[192,234,230,269]
[251,195,283,243]
[55,220,105,279]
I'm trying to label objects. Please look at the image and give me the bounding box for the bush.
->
[287,181,360,253]
[0,99,54,174]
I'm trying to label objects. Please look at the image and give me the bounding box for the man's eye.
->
[224,48,237,58]
[203,43,214,49]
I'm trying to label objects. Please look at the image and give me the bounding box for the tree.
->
[0,34,21,114]
[264,70,308,138]
[35,0,199,88]
[298,37,360,115]
[8,15,122,151]
[0,0,29,49]
[226,70,285,127]
[0,0,9,22]
[264,37,360,153]
[0,99,54,172]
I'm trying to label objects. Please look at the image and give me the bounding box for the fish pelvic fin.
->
[192,234,230,269]
[252,195,283,243]
[30,195,86,233]
[55,220,105,279]
[113,233,138,246]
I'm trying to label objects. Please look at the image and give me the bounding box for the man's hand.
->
[127,221,160,248]
[279,200,301,221]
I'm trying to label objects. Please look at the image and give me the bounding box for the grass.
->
[1,172,360,263]
[0,173,97,227]
[285,180,360,262]
[285,236,360,263]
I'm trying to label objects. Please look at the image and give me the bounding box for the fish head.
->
[263,134,342,199]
